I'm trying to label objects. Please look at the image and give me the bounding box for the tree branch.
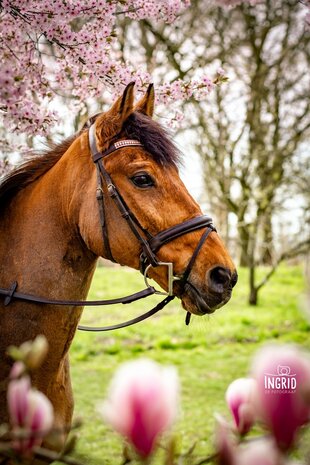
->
[255,238,310,292]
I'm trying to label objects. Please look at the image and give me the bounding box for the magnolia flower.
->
[237,438,284,465]
[215,420,237,465]
[225,378,257,435]
[100,359,179,458]
[216,421,284,465]
[252,345,310,450]
[7,375,54,455]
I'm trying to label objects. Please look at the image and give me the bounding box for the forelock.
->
[123,112,181,167]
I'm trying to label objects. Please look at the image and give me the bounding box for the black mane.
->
[0,112,181,212]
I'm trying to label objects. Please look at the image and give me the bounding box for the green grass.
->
[69,265,309,464]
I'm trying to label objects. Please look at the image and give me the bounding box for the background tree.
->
[119,0,310,304]
[0,0,230,149]
[194,1,310,304]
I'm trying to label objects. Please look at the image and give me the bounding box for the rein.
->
[0,125,216,331]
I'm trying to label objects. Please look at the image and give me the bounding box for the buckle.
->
[107,183,117,198]
[143,262,180,296]
[96,186,103,199]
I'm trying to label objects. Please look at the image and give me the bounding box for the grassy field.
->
[69,265,309,464]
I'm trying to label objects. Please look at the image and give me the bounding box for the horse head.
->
[78,83,237,316]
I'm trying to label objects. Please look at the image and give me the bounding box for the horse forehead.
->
[107,147,177,174]
[119,147,151,163]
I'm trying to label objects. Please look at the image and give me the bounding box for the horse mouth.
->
[180,282,232,315]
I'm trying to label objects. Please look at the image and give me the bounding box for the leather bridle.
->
[0,125,216,331]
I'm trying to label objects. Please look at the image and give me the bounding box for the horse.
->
[0,82,237,444]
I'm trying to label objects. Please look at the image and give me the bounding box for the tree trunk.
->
[238,225,250,267]
[210,199,230,245]
[261,212,273,265]
[249,264,258,305]
[249,284,258,305]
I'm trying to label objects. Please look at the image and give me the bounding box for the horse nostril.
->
[231,271,238,288]
[209,267,231,293]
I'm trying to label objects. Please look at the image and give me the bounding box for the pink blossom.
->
[252,345,310,450]
[0,1,190,135]
[7,376,54,455]
[9,362,26,380]
[215,421,237,465]
[216,423,283,465]
[225,378,257,435]
[0,0,235,138]
[237,438,284,465]
[100,359,179,458]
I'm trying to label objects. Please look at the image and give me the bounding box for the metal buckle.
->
[107,183,117,197]
[96,186,104,199]
[143,262,180,296]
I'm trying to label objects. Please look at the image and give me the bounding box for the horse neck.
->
[0,132,98,303]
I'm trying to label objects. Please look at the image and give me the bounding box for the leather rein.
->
[0,125,216,331]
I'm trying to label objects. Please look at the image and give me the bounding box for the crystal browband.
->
[114,140,142,149]
[96,139,143,159]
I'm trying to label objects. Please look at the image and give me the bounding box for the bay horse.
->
[0,83,237,443]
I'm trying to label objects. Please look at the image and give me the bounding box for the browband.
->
[89,125,143,163]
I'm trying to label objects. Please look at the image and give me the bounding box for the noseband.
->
[87,124,216,326]
[0,125,216,331]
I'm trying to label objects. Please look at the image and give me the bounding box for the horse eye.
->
[131,173,155,188]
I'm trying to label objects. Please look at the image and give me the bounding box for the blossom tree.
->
[0,0,284,149]
[0,0,224,139]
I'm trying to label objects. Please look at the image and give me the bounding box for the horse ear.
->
[111,81,135,120]
[135,84,155,117]
[95,82,135,150]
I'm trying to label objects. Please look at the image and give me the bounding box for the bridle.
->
[84,124,216,327]
[0,124,216,331]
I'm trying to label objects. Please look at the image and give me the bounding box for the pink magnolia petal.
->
[215,420,237,465]
[24,391,53,452]
[237,438,283,465]
[7,377,54,454]
[225,378,257,435]
[7,376,31,427]
[10,362,26,380]
[100,359,179,457]
[27,390,54,432]
[238,403,255,435]
[252,345,310,450]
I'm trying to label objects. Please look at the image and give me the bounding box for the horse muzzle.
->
[180,267,238,315]
[144,262,238,316]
